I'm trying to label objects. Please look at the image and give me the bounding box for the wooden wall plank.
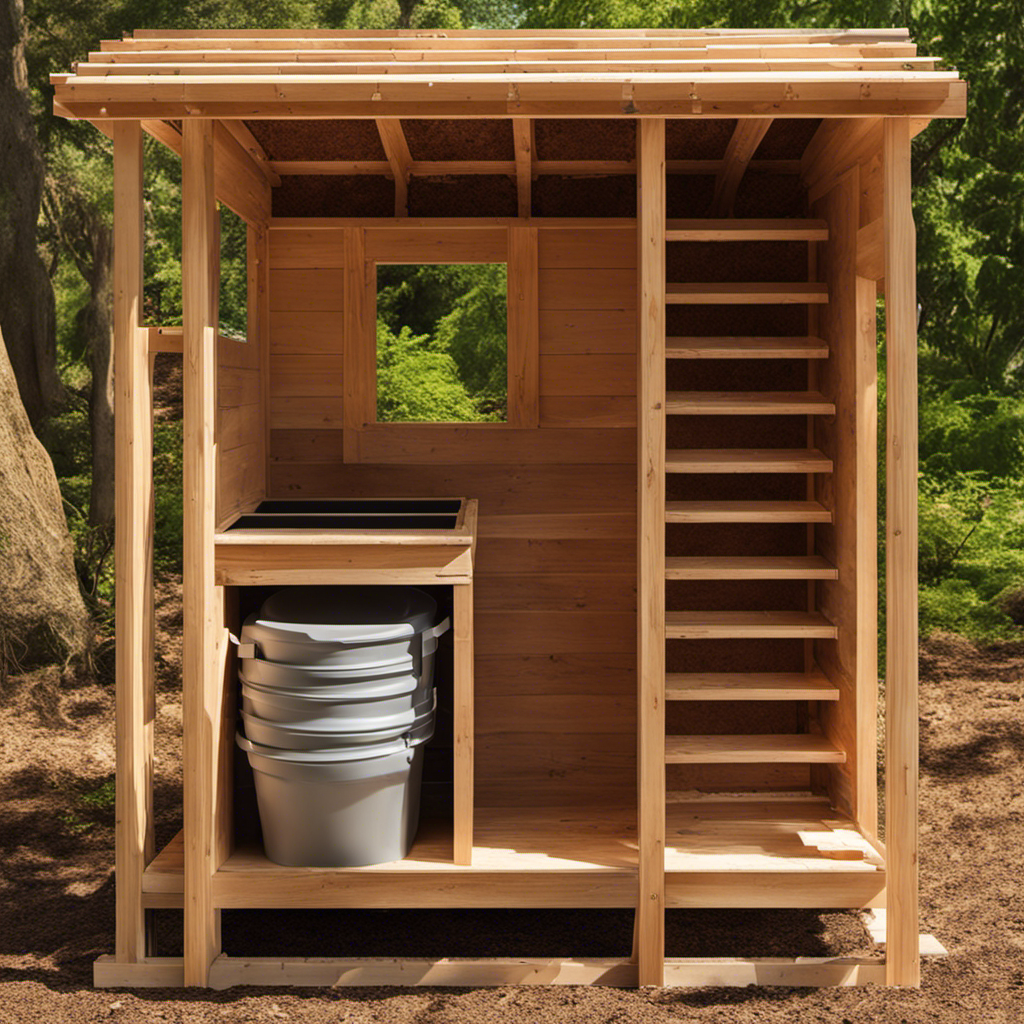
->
[538,228,636,269]
[343,228,374,460]
[112,120,152,966]
[453,583,474,865]
[473,573,636,611]
[365,227,507,264]
[269,228,346,268]
[270,311,345,353]
[268,355,344,397]
[268,462,636,513]
[539,268,637,310]
[270,268,345,311]
[269,396,344,430]
[540,395,636,428]
[540,354,636,395]
[507,225,540,428]
[883,116,920,989]
[539,309,637,354]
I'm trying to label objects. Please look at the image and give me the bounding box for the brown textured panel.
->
[666,699,799,737]
[271,175,394,218]
[754,118,823,160]
[666,359,808,393]
[666,174,716,218]
[735,172,807,218]
[401,118,515,160]
[532,175,636,218]
[534,118,636,161]
[665,119,737,160]
[665,638,806,675]
[664,529,808,562]
[665,413,807,452]
[665,473,808,504]
[666,302,808,338]
[245,119,386,161]
[667,762,811,792]
[666,240,807,284]
[407,175,518,217]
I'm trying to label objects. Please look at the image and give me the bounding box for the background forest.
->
[2,0,1023,684]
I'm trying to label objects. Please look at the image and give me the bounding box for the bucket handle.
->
[421,616,451,658]
[229,632,258,660]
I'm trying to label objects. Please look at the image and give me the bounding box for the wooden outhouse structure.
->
[51,27,966,990]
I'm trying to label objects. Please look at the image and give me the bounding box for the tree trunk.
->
[0,0,62,426]
[0,322,89,677]
[79,224,115,529]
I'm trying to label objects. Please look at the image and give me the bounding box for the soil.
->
[1,628,1022,1021]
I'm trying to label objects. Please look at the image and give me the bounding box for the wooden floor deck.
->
[142,799,884,911]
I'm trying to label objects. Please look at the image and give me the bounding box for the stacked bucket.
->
[234,586,449,867]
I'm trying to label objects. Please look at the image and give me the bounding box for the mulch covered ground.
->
[1,630,1021,1023]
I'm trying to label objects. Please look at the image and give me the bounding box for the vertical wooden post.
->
[113,119,153,964]
[182,119,222,988]
[452,582,474,865]
[343,227,373,462]
[883,117,920,988]
[636,117,666,988]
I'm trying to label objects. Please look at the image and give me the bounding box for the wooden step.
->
[665,556,838,580]
[666,336,829,359]
[666,500,832,524]
[666,671,840,701]
[666,282,829,305]
[665,734,846,764]
[666,391,835,415]
[665,449,833,474]
[665,218,829,242]
[666,610,838,640]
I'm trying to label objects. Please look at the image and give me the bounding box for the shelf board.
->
[665,219,829,242]
[665,734,846,764]
[666,500,832,523]
[666,282,829,305]
[666,336,829,359]
[665,449,833,474]
[666,610,838,640]
[666,671,840,701]
[143,808,638,910]
[666,391,835,416]
[665,556,838,580]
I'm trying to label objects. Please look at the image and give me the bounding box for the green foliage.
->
[377,264,508,421]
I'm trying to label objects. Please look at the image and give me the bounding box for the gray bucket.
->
[239,652,418,690]
[240,691,435,750]
[237,718,433,867]
[239,586,450,678]
[239,671,423,727]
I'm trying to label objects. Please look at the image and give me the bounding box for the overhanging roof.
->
[51,28,966,121]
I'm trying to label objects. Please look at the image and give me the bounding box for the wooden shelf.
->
[141,807,638,911]
[665,556,838,580]
[663,797,885,909]
[665,219,829,242]
[666,336,829,359]
[666,500,832,523]
[666,391,835,415]
[666,670,840,701]
[666,282,829,305]
[665,734,846,764]
[666,610,838,639]
[665,449,833,474]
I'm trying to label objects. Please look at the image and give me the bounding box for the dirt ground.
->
[1,627,1022,1024]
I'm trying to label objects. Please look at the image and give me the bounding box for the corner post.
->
[113,119,154,964]
[636,117,666,987]
[883,117,920,987]
[182,118,222,987]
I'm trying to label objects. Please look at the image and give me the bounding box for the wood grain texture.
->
[112,121,152,965]
[635,116,666,988]
[507,226,539,427]
[883,116,920,989]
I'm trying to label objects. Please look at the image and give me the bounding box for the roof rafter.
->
[376,118,413,218]
[712,119,773,217]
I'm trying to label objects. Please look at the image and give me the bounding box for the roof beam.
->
[376,119,413,218]
[218,120,281,186]
[712,118,773,217]
[512,118,533,217]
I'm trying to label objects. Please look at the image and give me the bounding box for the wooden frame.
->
[67,25,964,993]
[341,223,539,457]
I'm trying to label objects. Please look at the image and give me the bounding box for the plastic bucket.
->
[239,652,418,690]
[240,691,435,750]
[239,673,423,727]
[240,586,450,675]
[237,720,433,867]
